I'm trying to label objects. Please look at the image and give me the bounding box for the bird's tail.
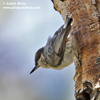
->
[63,15,73,29]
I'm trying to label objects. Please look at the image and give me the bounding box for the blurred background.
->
[0,0,75,100]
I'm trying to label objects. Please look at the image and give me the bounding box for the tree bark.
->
[51,0,100,99]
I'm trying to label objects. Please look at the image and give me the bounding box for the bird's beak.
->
[30,65,40,74]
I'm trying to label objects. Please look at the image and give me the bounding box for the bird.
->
[30,15,76,74]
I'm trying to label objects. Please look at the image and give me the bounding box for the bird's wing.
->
[43,16,72,67]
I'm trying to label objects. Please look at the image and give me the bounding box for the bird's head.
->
[30,47,44,74]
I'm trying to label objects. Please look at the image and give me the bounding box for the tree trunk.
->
[51,0,100,99]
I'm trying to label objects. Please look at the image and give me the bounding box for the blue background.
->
[0,0,75,100]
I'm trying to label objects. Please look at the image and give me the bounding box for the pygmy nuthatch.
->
[30,15,77,74]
